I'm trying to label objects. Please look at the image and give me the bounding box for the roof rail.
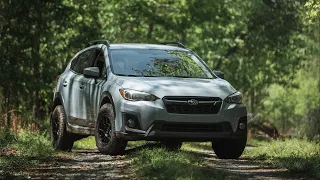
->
[159,42,186,48]
[86,40,110,48]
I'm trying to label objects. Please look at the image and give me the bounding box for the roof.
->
[109,43,188,51]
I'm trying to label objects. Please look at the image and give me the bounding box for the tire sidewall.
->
[95,103,127,155]
[50,105,69,149]
[212,134,247,159]
[95,104,116,151]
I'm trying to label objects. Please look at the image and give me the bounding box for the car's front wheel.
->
[50,105,74,151]
[95,103,127,155]
[212,137,247,159]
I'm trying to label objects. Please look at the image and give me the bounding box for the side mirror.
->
[84,67,100,78]
[213,70,224,79]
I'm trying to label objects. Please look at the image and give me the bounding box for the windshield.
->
[109,49,215,79]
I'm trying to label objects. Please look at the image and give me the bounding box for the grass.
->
[129,139,320,179]
[0,129,54,178]
[74,137,150,150]
[0,155,37,178]
[74,136,96,149]
[130,147,228,180]
[2,129,319,179]
[127,140,148,149]
[74,138,230,180]
[181,137,270,152]
[74,138,230,179]
[182,142,211,151]
[243,138,320,179]
[14,131,55,157]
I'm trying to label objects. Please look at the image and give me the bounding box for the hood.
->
[115,76,237,99]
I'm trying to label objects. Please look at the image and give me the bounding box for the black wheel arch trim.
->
[52,92,64,111]
[99,91,116,116]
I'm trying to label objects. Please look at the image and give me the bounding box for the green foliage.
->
[261,64,320,137]
[182,139,320,178]
[131,147,227,180]
[14,131,54,157]
[74,136,96,149]
[0,155,36,178]
[127,140,148,149]
[74,138,151,150]
[0,130,54,178]
[0,130,17,148]
[0,0,318,137]
[182,142,212,151]
[244,139,320,179]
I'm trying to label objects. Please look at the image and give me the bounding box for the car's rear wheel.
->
[95,103,127,155]
[212,136,247,159]
[50,105,74,151]
[161,140,182,151]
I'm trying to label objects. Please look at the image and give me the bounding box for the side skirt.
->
[66,123,95,135]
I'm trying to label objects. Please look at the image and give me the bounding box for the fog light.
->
[239,122,246,130]
[127,119,136,128]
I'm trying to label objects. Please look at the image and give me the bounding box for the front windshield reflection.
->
[110,49,214,79]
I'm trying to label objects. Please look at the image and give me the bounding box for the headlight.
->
[224,91,242,104]
[119,89,159,101]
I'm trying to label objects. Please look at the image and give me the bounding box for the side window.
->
[92,50,107,78]
[70,57,78,71]
[73,50,94,74]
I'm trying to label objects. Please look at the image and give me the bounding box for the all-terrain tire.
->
[95,103,127,155]
[212,136,247,159]
[161,140,182,151]
[50,105,74,151]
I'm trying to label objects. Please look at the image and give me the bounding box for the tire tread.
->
[95,103,127,155]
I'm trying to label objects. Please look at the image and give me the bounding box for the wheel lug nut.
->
[239,122,246,130]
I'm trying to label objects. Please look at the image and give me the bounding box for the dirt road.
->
[25,146,304,180]
[26,149,133,179]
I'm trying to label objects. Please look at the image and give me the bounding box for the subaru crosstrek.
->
[50,40,247,159]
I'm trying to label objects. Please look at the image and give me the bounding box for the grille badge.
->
[187,99,199,105]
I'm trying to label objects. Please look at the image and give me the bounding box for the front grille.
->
[161,122,232,133]
[163,96,222,114]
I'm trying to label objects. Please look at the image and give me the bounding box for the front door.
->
[84,49,107,127]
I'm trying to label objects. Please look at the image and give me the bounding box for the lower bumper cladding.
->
[116,117,247,141]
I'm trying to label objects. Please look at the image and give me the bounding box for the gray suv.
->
[50,40,247,159]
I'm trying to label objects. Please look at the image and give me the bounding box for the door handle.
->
[63,81,68,87]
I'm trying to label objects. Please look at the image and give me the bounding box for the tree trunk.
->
[5,87,11,132]
[250,89,255,114]
[32,2,42,120]
[147,22,153,40]
[33,90,41,120]
[180,30,187,44]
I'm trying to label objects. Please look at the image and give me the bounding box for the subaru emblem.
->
[187,99,198,105]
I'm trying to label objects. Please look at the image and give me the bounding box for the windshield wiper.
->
[115,73,160,77]
[142,75,158,77]
[168,76,212,79]
[114,73,141,77]
[168,75,191,78]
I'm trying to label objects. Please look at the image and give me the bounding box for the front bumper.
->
[116,117,247,141]
[114,98,247,141]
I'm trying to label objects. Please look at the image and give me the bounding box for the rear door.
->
[68,49,95,126]
[59,57,78,123]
